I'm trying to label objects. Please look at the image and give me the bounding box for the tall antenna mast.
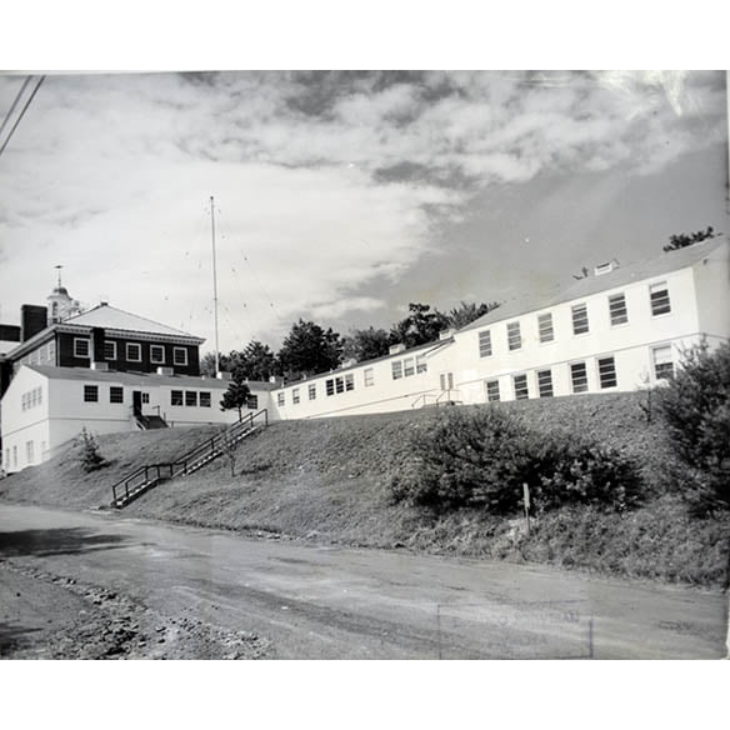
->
[210,196,221,376]
[54,264,63,288]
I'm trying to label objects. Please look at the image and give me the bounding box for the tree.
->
[340,327,391,363]
[219,372,252,421]
[446,301,501,330]
[389,303,450,348]
[277,319,343,379]
[200,351,231,377]
[663,226,717,252]
[229,340,278,381]
[77,427,106,472]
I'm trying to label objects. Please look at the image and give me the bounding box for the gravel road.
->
[0,503,726,659]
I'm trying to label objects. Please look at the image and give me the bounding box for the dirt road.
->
[0,503,726,659]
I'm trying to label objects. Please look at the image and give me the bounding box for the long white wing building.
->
[2,238,728,473]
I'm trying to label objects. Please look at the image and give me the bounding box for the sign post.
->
[522,482,531,535]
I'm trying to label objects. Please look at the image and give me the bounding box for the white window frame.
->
[173,347,188,366]
[652,345,674,380]
[277,392,285,406]
[538,313,554,343]
[537,369,553,398]
[571,303,589,335]
[597,356,618,389]
[126,343,142,362]
[608,293,628,326]
[650,282,671,317]
[403,358,415,377]
[479,330,493,357]
[84,384,99,402]
[507,322,522,351]
[345,373,355,391]
[364,368,374,387]
[308,384,317,400]
[150,345,165,365]
[485,379,500,402]
[171,390,183,406]
[416,356,427,374]
[74,337,91,359]
[570,361,589,394]
[513,373,529,400]
[292,388,300,405]
[200,391,211,408]
[104,340,117,361]
[185,390,198,407]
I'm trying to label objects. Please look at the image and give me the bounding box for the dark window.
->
[308,384,317,400]
[277,392,285,406]
[479,330,492,357]
[345,374,355,391]
[104,341,117,360]
[185,391,197,407]
[127,343,142,362]
[326,379,334,396]
[141,393,149,404]
[173,347,188,366]
[171,390,183,406]
[84,385,98,402]
[507,322,521,351]
[292,388,300,404]
[199,392,211,407]
[109,386,124,403]
[74,338,90,358]
[653,346,674,380]
[650,283,671,316]
[391,361,402,380]
[403,358,415,377]
[485,380,500,402]
[513,374,529,400]
[537,369,553,398]
[608,294,628,326]
[538,313,554,343]
[572,304,589,335]
[247,394,259,410]
[598,356,617,389]
[150,345,165,364]
[335,377,344,394]
[570,362,588,393]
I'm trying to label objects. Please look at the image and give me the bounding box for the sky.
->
[0,70,727,355]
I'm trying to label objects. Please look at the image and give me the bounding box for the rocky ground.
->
[0,558,270,659]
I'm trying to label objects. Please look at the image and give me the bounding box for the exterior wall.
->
[270,344,452,421]
[1,366,51,473]
[56,332,199,375]
[449,264,704,404]
[692,241,730,345]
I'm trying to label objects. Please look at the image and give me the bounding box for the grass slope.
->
[2,394,728,587]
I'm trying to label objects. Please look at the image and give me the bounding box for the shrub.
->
[655,341,730,513]
[77,427,106,473]
[389,407,642,515]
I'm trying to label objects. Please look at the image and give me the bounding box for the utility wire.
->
[0,76,32,141]
[0,75,45,160]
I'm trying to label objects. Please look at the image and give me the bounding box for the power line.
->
[0,75,45,160]
[0,76,32,141]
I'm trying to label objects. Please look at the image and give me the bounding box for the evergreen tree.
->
[340,327,391,363]
[220,373,252,421]
[389,303,450,348]
[446,301,501,330]
[277,319,342,379]
[663,226,717,252]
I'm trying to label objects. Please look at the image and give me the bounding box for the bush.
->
[389,407,642,515]
[655,341,730,514]
[77,427,106,473]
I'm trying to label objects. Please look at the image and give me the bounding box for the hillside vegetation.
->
[1,393,728,587]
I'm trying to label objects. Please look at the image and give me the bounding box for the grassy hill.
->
[2,394,728,587]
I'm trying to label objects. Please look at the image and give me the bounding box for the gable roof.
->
[63,303,202,341]
[459,238,728,334]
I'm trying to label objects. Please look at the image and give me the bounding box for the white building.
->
[2,238,729,473]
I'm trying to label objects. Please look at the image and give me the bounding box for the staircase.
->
[135,413,169,430]
[110,408,268,508]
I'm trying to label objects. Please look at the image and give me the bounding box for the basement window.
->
[83,385,99,402]
[171,390,183,406]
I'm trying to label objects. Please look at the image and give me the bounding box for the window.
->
[126,343,142,362]
[513,374,529,400]
[109,386,124,403]
[173,347,188,366]
[570,362,588,393]
[479,330,492,357]
[650,282,671,316]
[507,322,522,351]
[277,392,285,406]
[416,356,427,374]
[292,388,300,405]
[335,376,344,394]
[308,384,317,400]
[171,390,183,406]
[326,379,335,396]
[26,441,34,463]
[608,294,628,326]
[21,393,27,411]
[46,341,55,364]
[485,379,500,402]
[653,345,674,380]
[403,358,415,377]
[150,345,165,364]
[104,341,117,360]
[345,373,355,391]
[200,392,211,408]
[537,369,553,398]
[392,361,403,380]
[364,368,374,387]
[572,304,589,335]
[598,356,617,389]
[538,313,554,343]
[84,385,98,402]
[247,394,259,410]
[141,393,149,404]
[440,373,454,390]
[74,338,90,358]
[185,391,197,407]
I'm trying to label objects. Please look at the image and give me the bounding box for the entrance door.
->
[132,390,142,418]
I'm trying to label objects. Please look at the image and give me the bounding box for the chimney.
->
[91,362,109,371]
[21,305,48,342]
[0,324,21,343]
[91,327,105,363]
[389,343,406,355]
[156,366,174,376]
